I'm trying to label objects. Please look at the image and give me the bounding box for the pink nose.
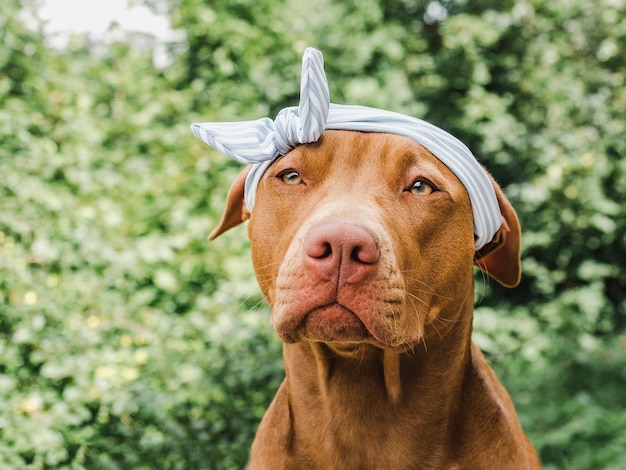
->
[303,222,380,285]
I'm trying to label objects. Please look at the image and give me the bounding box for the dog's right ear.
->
[208,166,251,240]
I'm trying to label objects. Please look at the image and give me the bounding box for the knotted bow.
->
[191,48,502,250]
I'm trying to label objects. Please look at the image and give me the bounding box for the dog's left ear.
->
[473,175,521,288]
[208,166,251,240]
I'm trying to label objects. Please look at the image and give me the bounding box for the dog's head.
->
[207,130,520,349]
[193,48,520,350]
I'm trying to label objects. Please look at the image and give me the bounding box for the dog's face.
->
[210,130,520,350]
[247,131,479,349]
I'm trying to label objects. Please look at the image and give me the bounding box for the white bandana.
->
[191,48,501,250]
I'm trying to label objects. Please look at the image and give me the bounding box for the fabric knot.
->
[272,48,330,154]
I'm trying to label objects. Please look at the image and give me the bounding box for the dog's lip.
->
[273,298,417,348]
[296,303,416,349]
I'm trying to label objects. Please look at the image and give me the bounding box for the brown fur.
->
[211,131,541,469]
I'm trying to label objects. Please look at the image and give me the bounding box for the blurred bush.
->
[1,0,624,468]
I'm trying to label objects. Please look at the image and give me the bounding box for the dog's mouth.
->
[275,301,418,349]
[299,303,369,343]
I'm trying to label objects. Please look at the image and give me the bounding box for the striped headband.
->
[191,47,501,250]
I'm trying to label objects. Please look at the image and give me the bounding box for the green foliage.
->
[1,3,281,467]
[1,0,625,467]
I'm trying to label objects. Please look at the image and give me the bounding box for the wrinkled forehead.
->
[279,130,465,190]
[287,130,443,170]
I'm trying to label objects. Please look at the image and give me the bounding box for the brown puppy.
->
[211,130,541,469]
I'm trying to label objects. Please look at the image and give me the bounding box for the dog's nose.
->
[303,222,379,284]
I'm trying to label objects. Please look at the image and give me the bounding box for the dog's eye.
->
[279,170,303,185]
[409,180,435,196]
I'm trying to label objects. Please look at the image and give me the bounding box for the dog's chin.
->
[300,304,369,343]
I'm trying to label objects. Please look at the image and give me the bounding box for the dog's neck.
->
[280,297,476,462]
